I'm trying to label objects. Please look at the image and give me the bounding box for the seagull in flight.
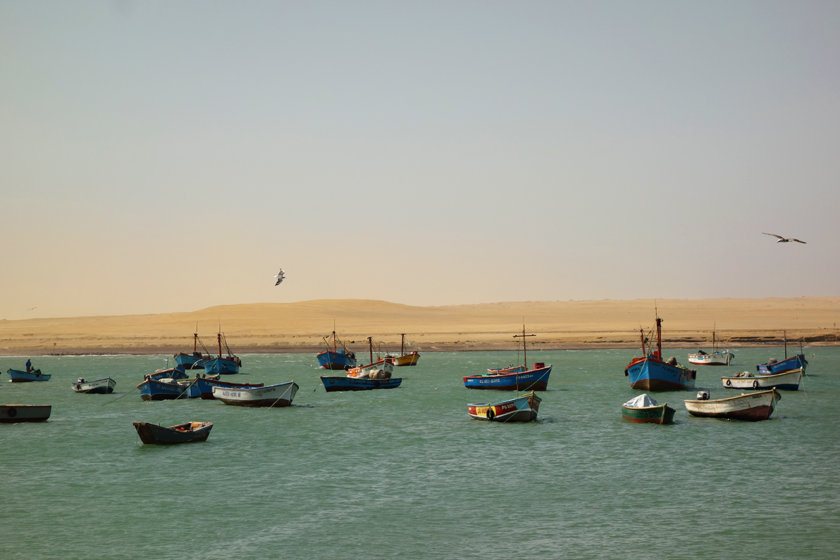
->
[763,233,806,244]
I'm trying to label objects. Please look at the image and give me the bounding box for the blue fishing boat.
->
[203,332,241,375]
[624,316,696,391]
[7,368,51,382]
[146,367,189,382]
[320,376,402,392]
[463,326,552,391]
[174,331,211,370]
[136,378,190,401]
[317,330,357,370]
[757,332,808,375]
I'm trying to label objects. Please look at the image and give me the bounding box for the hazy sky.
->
[2,1,838,319]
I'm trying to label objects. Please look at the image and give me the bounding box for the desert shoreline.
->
[1,297,838,356]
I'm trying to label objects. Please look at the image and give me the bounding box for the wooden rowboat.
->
[621,394,675,424]
[72,377,117,394]
[133,421,213,444]
[684,388,781,421]
[7,368,51,382]
[1,404,51,423]
[467,392,541,422]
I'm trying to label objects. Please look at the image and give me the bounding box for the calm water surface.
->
[2,348,839,559]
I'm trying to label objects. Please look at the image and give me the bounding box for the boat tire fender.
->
[725,379,731,387]
[6,407,16,417]
[753,380,760,389]
[486,407,495,421]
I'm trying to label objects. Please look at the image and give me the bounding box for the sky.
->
[1,1,839,319]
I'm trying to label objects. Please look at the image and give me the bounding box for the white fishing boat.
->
[684,388,780,421]
[71,377,117,394]
[212,381,299,407]
[721,368,803,391]
[688,327,733,366]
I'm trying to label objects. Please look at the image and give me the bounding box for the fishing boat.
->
[621,394,675,424]
[7,368,51,382]
[320,375,403,392]
[71,377,116,394]
[190,375,264,400]
[467,391,541,422]
[132,421,213,444]
[624,315,696,391]
[146,367,189,382]
[684,388,781,421]
[136,377,190,401]
[212,381,299,407]
[757,332,808,375]
[721,368,803,391]
[346,336,396,377]
[174,330,211,370]
[0,404,51,423]
[385,333,420,367]
[203,332,242,375]
[688,328,734,366]
[463,326,552,391]
[317,330,357,370]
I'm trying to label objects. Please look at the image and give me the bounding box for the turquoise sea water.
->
[2,348,839,559]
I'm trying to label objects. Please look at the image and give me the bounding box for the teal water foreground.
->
[2,348,839,559]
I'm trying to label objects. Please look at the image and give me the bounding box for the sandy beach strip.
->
[0,297,838,356]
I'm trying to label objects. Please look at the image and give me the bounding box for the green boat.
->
[621,394,675,424]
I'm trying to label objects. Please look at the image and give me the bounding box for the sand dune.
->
[1,297,838,355]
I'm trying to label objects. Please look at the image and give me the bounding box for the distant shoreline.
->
[1,297,837,356]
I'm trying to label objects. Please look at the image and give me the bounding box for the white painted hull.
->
[72,377,117,394]
[212,381,299,407]
[721,368,803,390]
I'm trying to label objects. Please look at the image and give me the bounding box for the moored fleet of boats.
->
[1,320,818,436]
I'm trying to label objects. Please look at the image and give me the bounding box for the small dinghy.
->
[132,421,213,444]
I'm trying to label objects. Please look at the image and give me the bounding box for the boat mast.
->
[655,317,662,361]
[367,336,373,364]
[783,330,788,358]
[513,324,535,369]
[400,333,405,355]
[217,332,222,358]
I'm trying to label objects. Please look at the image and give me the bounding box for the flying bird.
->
[274,268,286,286]
[762,233,806,244]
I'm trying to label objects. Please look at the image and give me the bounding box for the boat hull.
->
[722,368,802,391]
[684,388,780,420]
[7,369,51,382]
[192,377,264,399]
[0,404,51,423]
[317,350,357,370]
[137,379,188,401]
[133,421,213,444]
[174,352,208,370]
[320,376,402,391]
[621,404,675,424]
[463,365,551,391]
[467,392,541,422]
[204,357,240,375]
[212,382,299,407]
[625,358,696,391]
[757,354,807,375]
[72,377,116,394]
[388,352,420,367]
[688,350,734,366]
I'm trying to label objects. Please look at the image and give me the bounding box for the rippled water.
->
[2,348,839,559]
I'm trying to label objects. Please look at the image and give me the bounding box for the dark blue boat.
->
[320,376,402,392]
[174,332,211,369]
[624,316,696,391]
[146,367,189,381]
[757,354,807,375]
[137,378,190,401]
[7,368,51,382]
[317,330,357,370]
[463,364,551,391]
